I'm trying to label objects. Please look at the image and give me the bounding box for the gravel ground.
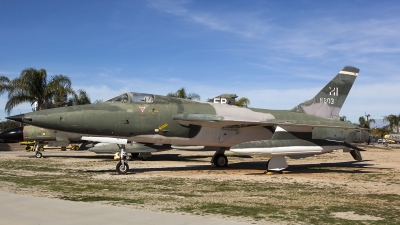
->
[0,145,399,224]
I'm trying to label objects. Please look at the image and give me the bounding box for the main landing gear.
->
[211,148,229,167]
[115,144,131,174]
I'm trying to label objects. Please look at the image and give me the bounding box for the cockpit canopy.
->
[105,92,154,103]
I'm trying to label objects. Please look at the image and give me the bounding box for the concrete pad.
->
[0,191,252,225]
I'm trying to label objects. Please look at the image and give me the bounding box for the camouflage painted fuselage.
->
[18,93,362,148]
[0,125,82,142]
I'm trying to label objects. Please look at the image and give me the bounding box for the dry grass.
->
[1,147,400,224]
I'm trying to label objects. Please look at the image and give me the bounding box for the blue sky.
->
[1,0,399,123]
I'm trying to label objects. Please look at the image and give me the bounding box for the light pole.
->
[365,112,371,122]
[365,112,371,128]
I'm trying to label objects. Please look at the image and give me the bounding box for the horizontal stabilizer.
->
[343,142,366,151]
[350,149,362,161]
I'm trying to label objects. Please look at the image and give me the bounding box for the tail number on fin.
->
[320,97,334,105]
[329,87,339,96]
[320,86,339,104]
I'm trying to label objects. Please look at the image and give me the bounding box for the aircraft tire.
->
[213,154,228,167]
[35,152,42,158]
[116,162,129,174]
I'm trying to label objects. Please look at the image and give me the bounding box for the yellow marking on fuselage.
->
[149,109,159,114]
[158,123,168,131]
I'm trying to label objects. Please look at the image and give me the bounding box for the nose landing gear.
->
[116,144,131,174]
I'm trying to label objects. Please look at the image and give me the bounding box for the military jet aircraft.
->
[8,66,368,174]
[0,126,82,158]
[0,126,167,159]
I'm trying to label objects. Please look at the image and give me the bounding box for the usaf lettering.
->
[214,97,227,104]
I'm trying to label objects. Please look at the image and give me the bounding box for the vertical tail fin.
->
[290,66,360,120]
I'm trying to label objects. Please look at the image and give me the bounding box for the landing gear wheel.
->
[35,152,42,158]
[116,162,129,174]
[213,154,228,167]
[141,157,148,161]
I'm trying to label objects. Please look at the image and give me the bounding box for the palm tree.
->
[0,76,10,95]
[5,68,76,114]
[234,97,250,107]
[67,89,91,106]
[167,87,200,100]
[359,116,366,127]
[372,125,391,138]
[383,114,400,133]
[359,116,375,129]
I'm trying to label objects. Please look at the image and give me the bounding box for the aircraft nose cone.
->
[0,127,23,142]
[6,114,25,123]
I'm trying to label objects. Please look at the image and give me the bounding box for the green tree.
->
[5,68,76,114]
[359,116,375,129]
[167,87,200,100]
[372,125,391,138]
[234,97,250,107]
[0,120,21,132]
[0,75,10,95]
[359,116,366,127]
[67,89,91,106]
[339,116,352,124]
[383,114,400,133]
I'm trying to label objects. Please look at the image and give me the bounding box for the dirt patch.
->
[331,211,384,221]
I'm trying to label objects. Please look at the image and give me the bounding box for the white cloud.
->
[147,0,189,16]
[147,0,270,39]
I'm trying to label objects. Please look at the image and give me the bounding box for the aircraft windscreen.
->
[131,92,154,103]
[105,93,129,103]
